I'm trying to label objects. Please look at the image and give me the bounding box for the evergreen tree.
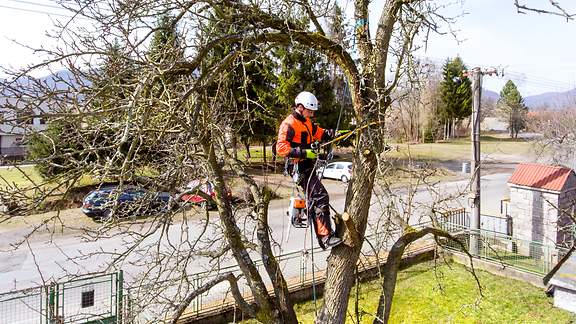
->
[326,5,353,130]
[148,15,184,64]
[438,57,472,139]
[28,42,138,178]
[234,56,279,163]
[497,80,528,138]
[28,18,185,178]
[201,6,280,163]
[275,45,343,129]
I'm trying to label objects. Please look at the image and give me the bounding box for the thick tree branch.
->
[170,272,255,323]
[373,227,481,324]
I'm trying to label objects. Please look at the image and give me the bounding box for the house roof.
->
[508,163,575,192]
[545,247,576,290]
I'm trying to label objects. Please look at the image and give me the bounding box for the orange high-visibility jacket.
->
[276,111,329,160]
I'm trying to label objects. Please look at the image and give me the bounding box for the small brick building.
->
[508,163,576,248]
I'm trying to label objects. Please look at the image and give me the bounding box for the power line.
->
[0,4,75,18]
[5,0,66,11]
[5,0,114,14]
[416,55,575,90]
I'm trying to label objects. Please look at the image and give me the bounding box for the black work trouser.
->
[298,168,332,237]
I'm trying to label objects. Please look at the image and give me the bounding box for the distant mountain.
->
[482,88,576,111]
[482,89,499,102]
[2,70,87,92]
[524,89,576,110]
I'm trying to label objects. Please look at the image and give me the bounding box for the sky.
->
[0,0,575,96]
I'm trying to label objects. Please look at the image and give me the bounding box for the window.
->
[15,111,34,125]
[326,164,336,169]
[336,164,344,170]
[81,290,95,308]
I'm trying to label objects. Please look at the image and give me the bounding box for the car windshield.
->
[86,190,110,200]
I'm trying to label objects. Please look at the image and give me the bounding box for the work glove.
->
[301,149,317,159]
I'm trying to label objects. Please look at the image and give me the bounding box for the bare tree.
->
[0,0,468,323]
[531,108,576,167]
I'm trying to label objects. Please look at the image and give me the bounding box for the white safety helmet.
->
[295,91,319,111]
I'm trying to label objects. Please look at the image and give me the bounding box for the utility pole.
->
[464,67,497,256]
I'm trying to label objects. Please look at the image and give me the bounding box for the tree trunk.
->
[244,141,251,159]
[317,131,378,323]
[227,152,298,323]
[232,134,238,160]
[202,137,281,323]
[262,141,267,164]
[271,142,277,162]
[373,228,476,324]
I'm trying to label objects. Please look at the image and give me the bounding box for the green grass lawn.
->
[0,165,43,188]
[389,135,533,161]
[237,135,533,164]
[291,261,574,324]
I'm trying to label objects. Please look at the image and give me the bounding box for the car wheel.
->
[340,175,349,183]
[95,209,112,222]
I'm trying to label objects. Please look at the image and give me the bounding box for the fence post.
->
[117,270,124,323]
[47,283,56,323]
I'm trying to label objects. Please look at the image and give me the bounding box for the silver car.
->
[317,161,353,182]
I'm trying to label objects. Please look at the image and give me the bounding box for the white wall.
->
[0,97,49,157]
[555,287,576,313]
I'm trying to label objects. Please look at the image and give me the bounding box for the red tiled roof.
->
[508,163,574,192]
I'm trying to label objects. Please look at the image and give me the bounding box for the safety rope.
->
[309,214,318,317]
[319,120,386,149]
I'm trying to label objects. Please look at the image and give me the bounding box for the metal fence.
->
[0,286,46,324]
[440,208,512,236]
[124,220,568,322]
[0,272,122,324]
[122,225,420,322]
[439,222,568,275]
[123,246,337,322]
[2,220,566,323]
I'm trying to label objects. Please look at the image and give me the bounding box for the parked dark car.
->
[81,186,171,219]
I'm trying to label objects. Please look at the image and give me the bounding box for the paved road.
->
[0,169,513,294]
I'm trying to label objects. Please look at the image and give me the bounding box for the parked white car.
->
[317,161,353,182]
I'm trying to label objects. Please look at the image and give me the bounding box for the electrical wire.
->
[0,4,74,18]
[416,55,575,92]
[5,0,66,11]
[0,0,112,18]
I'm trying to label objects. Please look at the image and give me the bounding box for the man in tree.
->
[276,91,342,249]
